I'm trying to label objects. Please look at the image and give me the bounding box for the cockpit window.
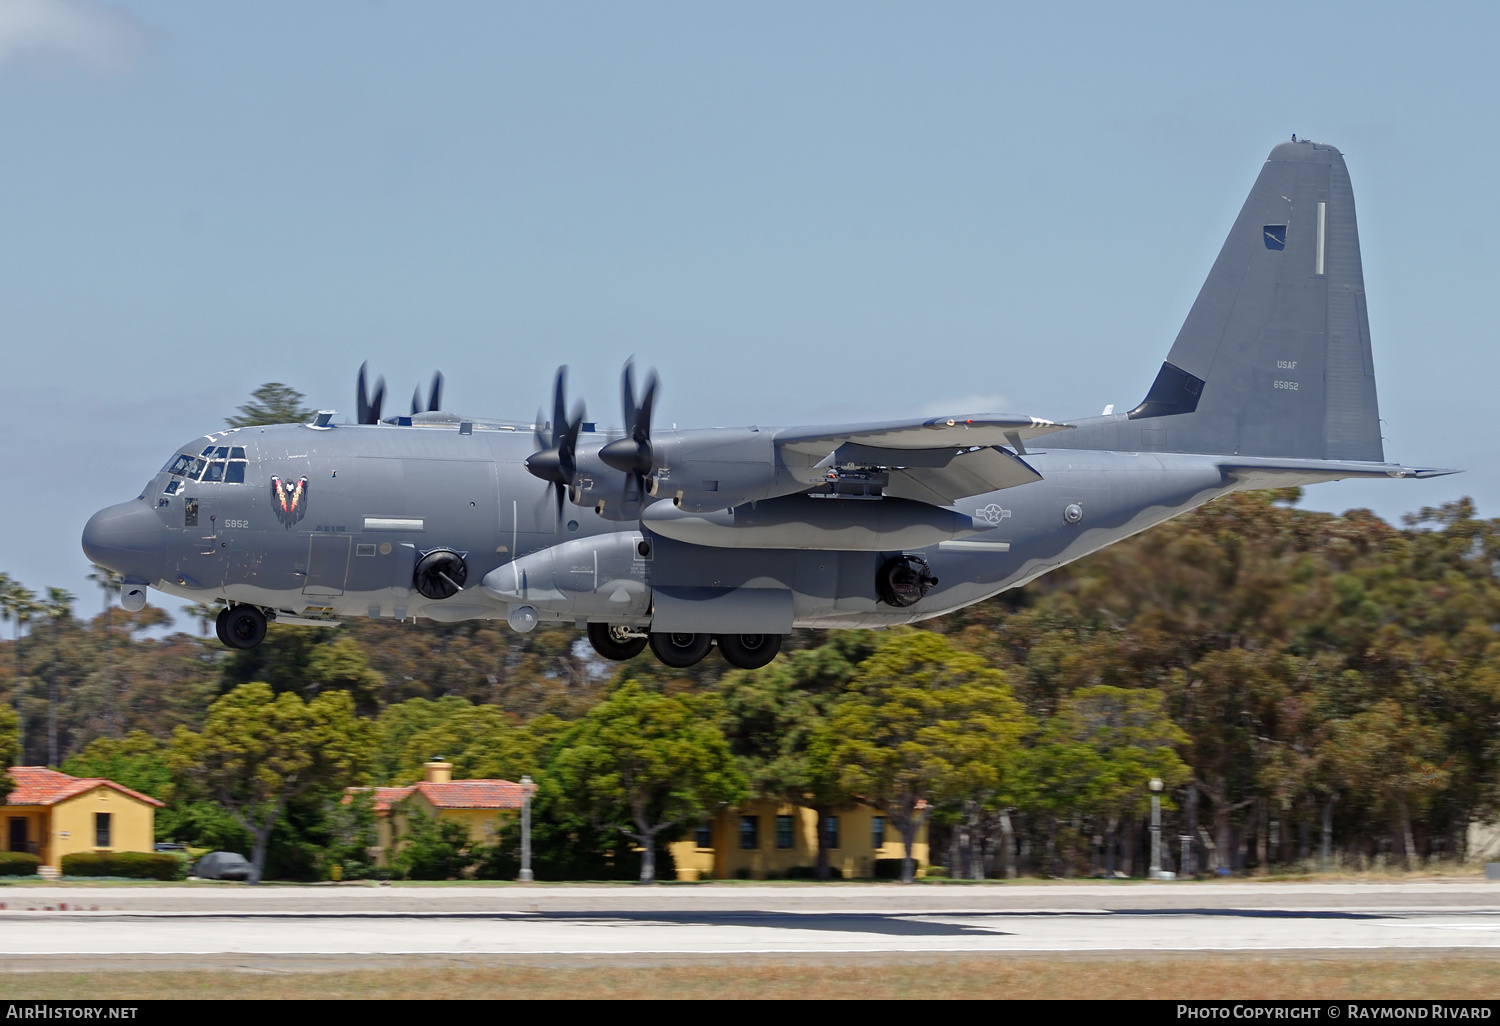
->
[170,446,249,484]
[163,480,182,495]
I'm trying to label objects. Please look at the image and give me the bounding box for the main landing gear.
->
[215,605,267,650]
[586,624,783,670]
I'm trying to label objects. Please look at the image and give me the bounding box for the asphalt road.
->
[2,881,1498,965]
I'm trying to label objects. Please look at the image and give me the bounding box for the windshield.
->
[164,447,250,484]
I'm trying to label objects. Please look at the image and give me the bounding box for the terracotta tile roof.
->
[5,766,165,808]
[415,780,530,810]
[347,779,534,813]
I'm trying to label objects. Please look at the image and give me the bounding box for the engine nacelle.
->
[481,531,651,621]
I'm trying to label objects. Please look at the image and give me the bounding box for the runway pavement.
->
[2,881,1499,966]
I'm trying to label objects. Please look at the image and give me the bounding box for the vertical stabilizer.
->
[1127,140,1383,461]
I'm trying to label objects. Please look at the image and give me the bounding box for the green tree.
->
[1322,699,1448,869]
[226,383,314,427]
[305,636,386,714]
[62,730,173,803]
[169,683,374,883]
[43,587,74,766]
[392,801,476,880]
[0,704,17,801]
[1028,686,1189,876]
[718,637,873,879]
[84,566,123,737]
[0,577,42,763]
[821,631,1033,883]
[323,789,380,880]
[549,681,746,883]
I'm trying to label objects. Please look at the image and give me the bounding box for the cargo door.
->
[303,535,351,596]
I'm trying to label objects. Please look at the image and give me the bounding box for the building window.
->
[823,815,840,850]
[694,824,712,849]
[775,815,794,850]
[739,815,759,850]
[95,812,112,848]
[871,815,885,850]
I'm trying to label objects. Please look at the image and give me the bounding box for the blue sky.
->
[2,1,1496,617]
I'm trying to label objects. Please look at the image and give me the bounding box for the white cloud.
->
[0,0,143,73]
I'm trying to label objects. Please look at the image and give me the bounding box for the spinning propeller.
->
[356,362,386,425]
[599,360,659,502]
[411,372,444,416]
[525,367,586,522]
[357,364,445,424]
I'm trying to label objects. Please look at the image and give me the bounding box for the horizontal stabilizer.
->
[1219,456,1459,489]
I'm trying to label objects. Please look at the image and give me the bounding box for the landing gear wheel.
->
[221,605,267,650]
[717,633,783,670]
[588,622,648,661]
[214,607,232,646]
[648,631,713,668]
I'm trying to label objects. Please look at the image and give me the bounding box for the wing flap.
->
[776,415,1071,458]
[883,446,1043,504]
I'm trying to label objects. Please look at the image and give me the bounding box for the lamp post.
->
[1149,777,1164,879]
[519,774,534,883]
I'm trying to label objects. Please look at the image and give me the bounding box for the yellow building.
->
[670,799,930,881]
[352,761,531,863]
[3,767,163,871]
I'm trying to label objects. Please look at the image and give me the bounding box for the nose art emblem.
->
[270,476,310,528]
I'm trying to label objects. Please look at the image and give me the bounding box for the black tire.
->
[222,605,267,649]
[648,631,713,668]
[717,633,783,670]
[587,622,648,661]
[214,607,232,647]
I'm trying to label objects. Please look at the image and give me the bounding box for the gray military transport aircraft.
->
[82,139,1453,670]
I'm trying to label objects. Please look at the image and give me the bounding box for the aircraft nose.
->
[82,500,166,580]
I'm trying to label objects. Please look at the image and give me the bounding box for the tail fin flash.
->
[1129,140,1383,462]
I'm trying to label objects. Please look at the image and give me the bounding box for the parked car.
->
[154,843,187,853]
[190,851,253,881]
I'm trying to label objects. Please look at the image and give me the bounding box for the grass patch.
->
[2,955,1499,1000]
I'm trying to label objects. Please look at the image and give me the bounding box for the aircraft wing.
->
[773,415,1066,504]
[775,415,1072,457]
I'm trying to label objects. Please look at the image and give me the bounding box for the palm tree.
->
[44,588,74,766]
[0,578,41,763]
[86,565,122,738]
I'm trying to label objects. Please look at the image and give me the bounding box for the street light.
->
[519,774,535,883]
[1149,777,1164,879]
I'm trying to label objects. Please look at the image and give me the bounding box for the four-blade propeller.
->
[599,360,660,501]
[525,367,587,522]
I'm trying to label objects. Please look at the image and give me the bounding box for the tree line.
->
[4,488,1499,883]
